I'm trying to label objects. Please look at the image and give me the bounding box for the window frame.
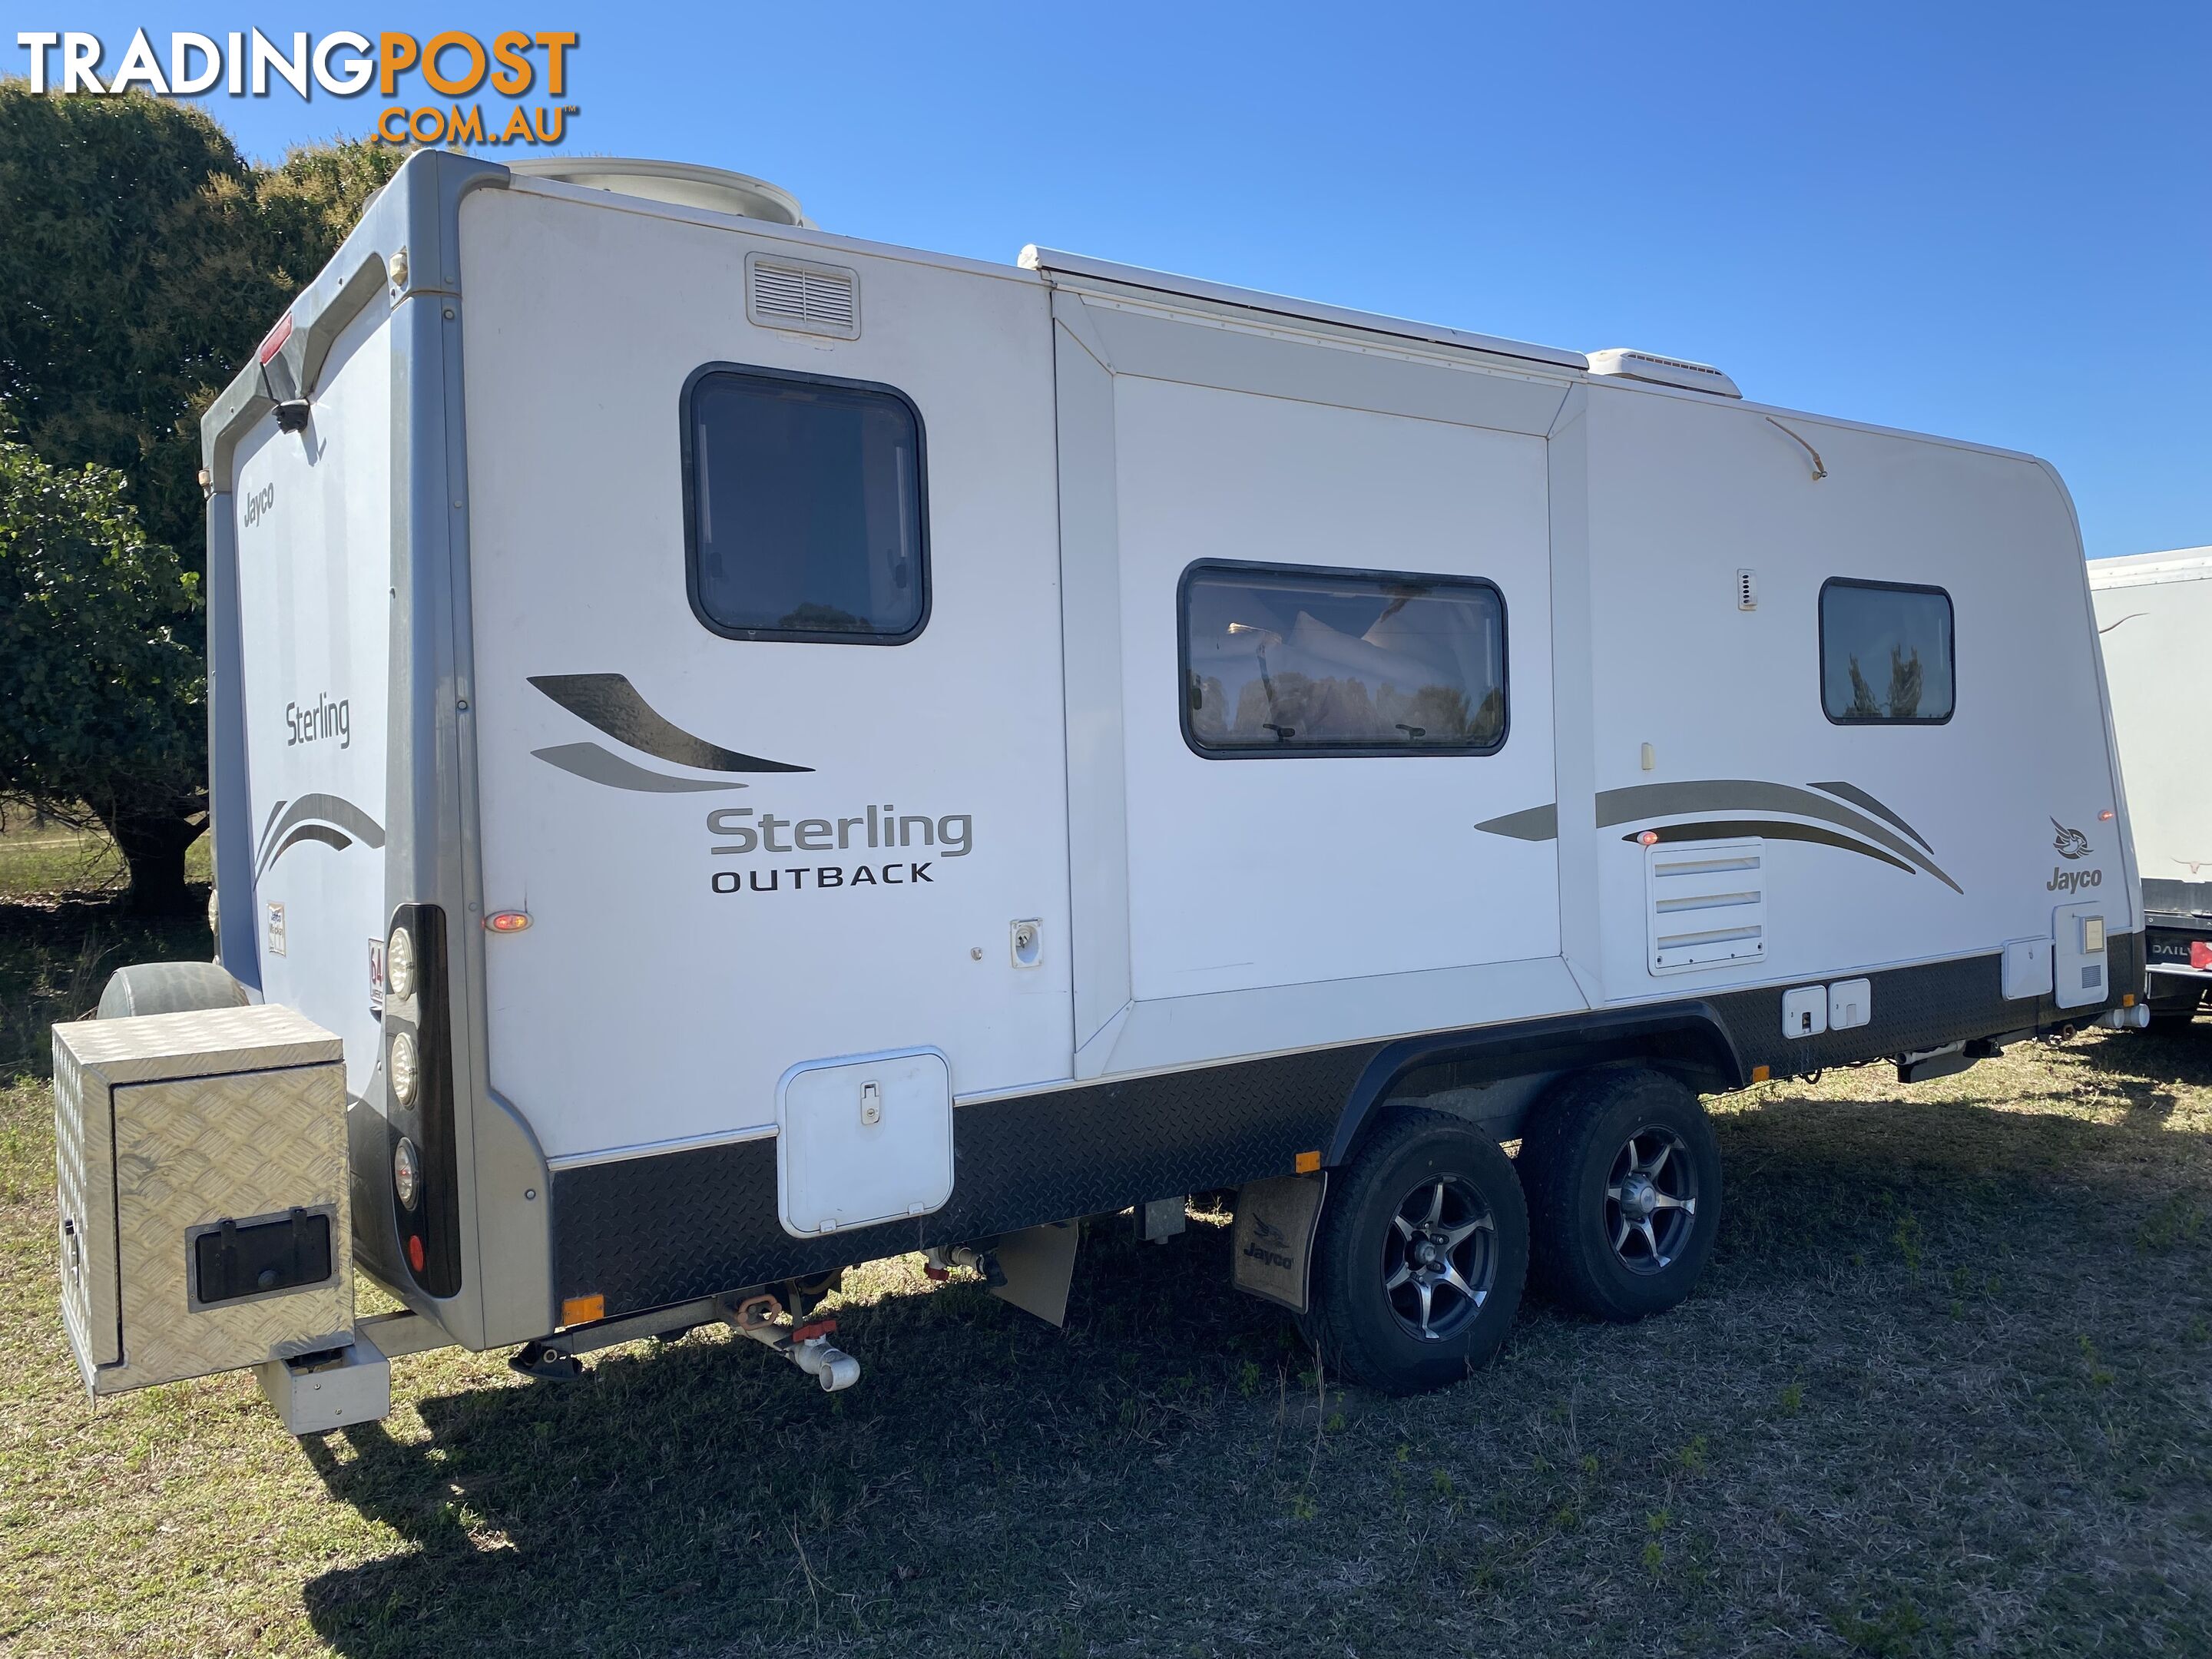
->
[1176,558,1511,760]
[1817,576,1955,727]
[679,361,932,647]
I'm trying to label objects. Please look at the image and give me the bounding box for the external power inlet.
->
[1783,979,1873,1038]
[1781,985,1827,1039]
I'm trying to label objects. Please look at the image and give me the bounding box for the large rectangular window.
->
[1820,578,1954,724]
[684,365,927,644]
[1181,562,1507,756]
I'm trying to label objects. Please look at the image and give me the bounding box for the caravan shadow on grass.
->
[296,1055,2212,1659]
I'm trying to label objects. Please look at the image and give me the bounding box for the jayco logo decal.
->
[1241,1214,1293,1273]
[2048,819,2101,892]
[243,481,276,529]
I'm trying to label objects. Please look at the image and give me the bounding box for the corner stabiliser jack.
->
[508,1340,584,1382]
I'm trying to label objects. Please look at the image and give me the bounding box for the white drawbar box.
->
[52,1005,354,1395]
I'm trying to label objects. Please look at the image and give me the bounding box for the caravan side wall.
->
[1580,386,2134,1005]
[2090,555,2212,985]
[228,296,395,1098]
[457,184,1073,1166]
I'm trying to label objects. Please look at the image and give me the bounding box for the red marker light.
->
[257,311,294,364]
[2098,810,2115,822]
[485,911,531,933]
[2192,941,2212,972]
[1637,830,1661,846]
[406,1233,426,1272]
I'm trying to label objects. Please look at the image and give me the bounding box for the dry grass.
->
[0,804,215,1077]
[2,899,2208,1656]
[0,805,210,906]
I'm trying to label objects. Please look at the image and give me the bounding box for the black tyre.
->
[1305,1109,1528,1396]
[1518,1068,1721,1323]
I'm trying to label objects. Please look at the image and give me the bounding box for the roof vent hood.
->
[507,158,813,227]
[1587,347,1740,399]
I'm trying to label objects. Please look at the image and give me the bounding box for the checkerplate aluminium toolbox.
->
[52,1003,353,1396]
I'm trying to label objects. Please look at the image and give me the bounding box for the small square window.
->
[684,366,927,644]
[1820,579,1953,724]
[1181,562,1507,757]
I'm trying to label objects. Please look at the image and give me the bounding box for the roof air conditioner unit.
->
[508,158,813,228]
[1587,348,1741,399]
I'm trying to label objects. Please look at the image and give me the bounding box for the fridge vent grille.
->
[1646,838,1767,973]
[747,256,861,339]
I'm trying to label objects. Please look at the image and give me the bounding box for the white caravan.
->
[56,149,2147,1425]
[2090,548,2212,1024]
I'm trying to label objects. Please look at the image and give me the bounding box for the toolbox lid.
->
[54,1003,342,1085]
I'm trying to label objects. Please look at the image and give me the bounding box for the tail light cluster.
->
[382,903,460,1297]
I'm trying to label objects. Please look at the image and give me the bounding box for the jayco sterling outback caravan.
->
[51,150,2146,1429]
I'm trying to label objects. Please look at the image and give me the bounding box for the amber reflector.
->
[561,1294,605,1326]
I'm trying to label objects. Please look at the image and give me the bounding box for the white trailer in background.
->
[2091,548,2212,1025]
[56,149,2145,1423]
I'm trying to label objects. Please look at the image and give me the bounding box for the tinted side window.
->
[1181,563,1507,756]
[684,367,926,643]
[1820,579,1954,723]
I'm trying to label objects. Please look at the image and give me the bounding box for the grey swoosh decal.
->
[1597,780,1959,892]
[254,797,291,869]
[1624,819,1916,877]
[1809,781,1932,853]
[533,742,751,793]
[529,674,810,773]
[268,823,353,863]
[254,793,386,878]
[1474,803,1558,841]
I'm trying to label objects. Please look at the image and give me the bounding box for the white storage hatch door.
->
[776,1049,954,1238]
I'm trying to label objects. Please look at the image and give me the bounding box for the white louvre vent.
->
[1646,837,1767,973]
[746,253,861,340]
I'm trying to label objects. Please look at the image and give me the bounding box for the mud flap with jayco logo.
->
[1232,1174,1327,1313]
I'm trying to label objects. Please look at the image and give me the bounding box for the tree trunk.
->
[105,806,204,916]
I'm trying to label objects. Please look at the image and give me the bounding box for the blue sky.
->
[22,3,2209,558]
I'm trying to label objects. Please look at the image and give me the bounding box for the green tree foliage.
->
[0,83,399,907]
[1885,644,1924,719]
[1846,654,1881,719]
[0,439,204,912]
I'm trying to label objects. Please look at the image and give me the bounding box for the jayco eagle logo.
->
[2048,819,2101,892]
